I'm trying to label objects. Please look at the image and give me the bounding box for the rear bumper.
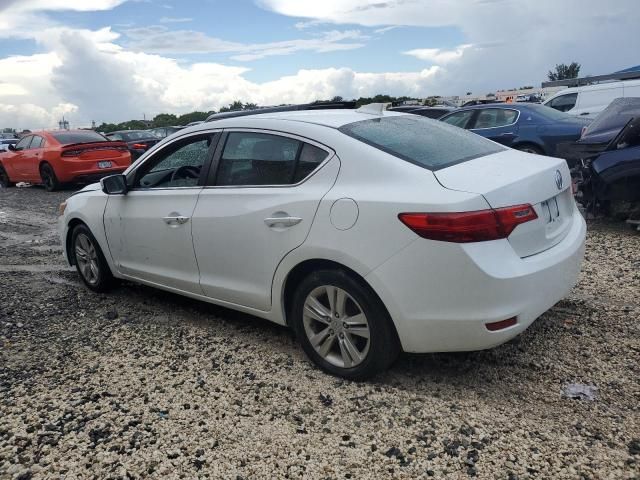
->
[365,207,586,353]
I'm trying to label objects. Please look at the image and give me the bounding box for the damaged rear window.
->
[339,115,505,170]
[583,97,640,140]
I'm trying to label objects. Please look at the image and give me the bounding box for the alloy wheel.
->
[302,285,371,368]
[75,233,100,285]
[42,170,53,190]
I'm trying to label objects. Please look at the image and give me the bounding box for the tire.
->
[291,269,400,380]
[71,224,116,292]
[40,163,60,192]
[514,143,544,155]
[0,164,14,188]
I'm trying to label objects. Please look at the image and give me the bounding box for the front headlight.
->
[58,201,67,216]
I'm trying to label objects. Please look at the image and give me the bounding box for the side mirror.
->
[101,174,128,195]
[8,144,16,151]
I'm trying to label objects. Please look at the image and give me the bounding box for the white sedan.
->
[58,104,586,379]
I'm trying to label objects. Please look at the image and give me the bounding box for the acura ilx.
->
[58,104,586,379]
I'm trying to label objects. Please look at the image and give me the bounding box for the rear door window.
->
[339,115,505,170]
[440,110,475,129]
[471,108,519,129]
[214,132,328,186]
[30,136,45,148]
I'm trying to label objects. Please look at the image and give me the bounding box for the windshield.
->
[51,131,107,145]
[339,115,505,170]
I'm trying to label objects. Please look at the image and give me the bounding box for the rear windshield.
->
[339,115,505,170]
[51,131,107,145]
[524,104,574,121]
[583,97,640,139]
[118,131,155,141]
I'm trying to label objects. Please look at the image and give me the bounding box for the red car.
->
[0,130,131,191]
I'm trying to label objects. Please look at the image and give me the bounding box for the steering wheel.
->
[170,165,200,183]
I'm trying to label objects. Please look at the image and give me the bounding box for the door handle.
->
[163,215,190,225]
[264,216,302,227]
[579,112,590,116]
[500,132,515,136]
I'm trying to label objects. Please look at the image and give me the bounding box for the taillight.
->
[61,149,82,157]
[132,143,148,149]
[398,204,537,243]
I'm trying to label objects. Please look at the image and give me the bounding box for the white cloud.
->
[158,16,192,23]
[0,26,441,128]
[259,0,640,93]
[404,44,473,64]
[123,26,368,60]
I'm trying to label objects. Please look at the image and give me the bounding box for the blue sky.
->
[0,0,638,128]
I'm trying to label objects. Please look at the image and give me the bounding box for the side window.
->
[293,144,328,183]
[472,109,518,129]
[136,135,213,189]
[440,110,475,129]
[14,136,32,151]
[30,136,44,148]
[548,93,577,112]
[108,133,123,141]
[215,132,327,186]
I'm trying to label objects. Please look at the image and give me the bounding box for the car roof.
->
[187,108,408,132]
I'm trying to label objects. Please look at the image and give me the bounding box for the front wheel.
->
[0,164,14,188]
[71,224,115,292]
[40,163,60,192]
[291,270,400,380]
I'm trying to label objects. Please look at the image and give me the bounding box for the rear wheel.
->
[40,163,60,192]
[71,224,115,292]
[0,164,14,188]
[514,143,544,155]
[291,269,400,380]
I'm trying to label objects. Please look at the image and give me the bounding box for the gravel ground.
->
[1,186,639,479]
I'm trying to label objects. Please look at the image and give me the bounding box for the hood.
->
[71,182,102,196]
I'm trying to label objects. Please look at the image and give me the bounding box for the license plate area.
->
[97,161,113,169]
[541,195,561,224]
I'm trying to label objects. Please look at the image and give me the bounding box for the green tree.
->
[152,113,178,127]
[176,111,210,125]
[547,62,581,81]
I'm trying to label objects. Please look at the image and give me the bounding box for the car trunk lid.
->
[433,149,575,257]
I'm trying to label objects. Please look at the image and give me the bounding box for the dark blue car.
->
[439,103,591,156]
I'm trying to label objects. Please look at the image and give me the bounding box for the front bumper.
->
[366,208,587,353]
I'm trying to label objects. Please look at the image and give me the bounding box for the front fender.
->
[60,191,117,274]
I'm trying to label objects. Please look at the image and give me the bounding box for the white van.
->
[543,79,640,119]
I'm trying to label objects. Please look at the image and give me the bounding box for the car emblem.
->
[555,170,563,190]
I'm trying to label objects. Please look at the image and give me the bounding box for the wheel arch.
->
[65,217,88,265]
[511,141,545,155]
[280,258,401,346]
